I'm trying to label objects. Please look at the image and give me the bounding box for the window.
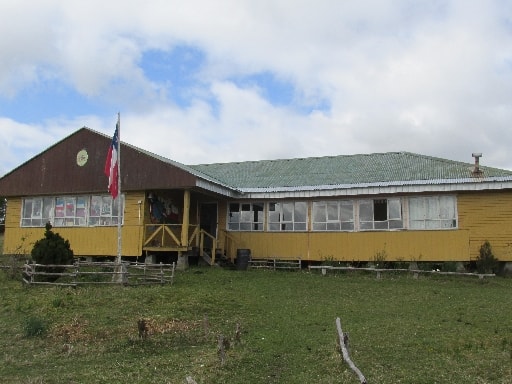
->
[88,195,124,226]
[268,202,307,231]
[409,196,457,229]
[54,196,88,226]
[312,200,354,231]
[359,198,403,230]
[21,195,124,228]
[228,202,264,231]
[21,197,53,227]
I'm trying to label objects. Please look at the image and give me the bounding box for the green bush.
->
[23,316,47,338]
[476,240,499,274]
[31,222,74,281]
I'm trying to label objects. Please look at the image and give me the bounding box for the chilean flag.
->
[104,122,119,199]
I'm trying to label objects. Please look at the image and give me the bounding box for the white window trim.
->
[267,201,308,232]
[356,198,404,231]
[227,202,264,231]
[21,194,124,228]
[312,200,355,232]
[407,195,458,230]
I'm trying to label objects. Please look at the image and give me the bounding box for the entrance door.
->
[200,203,218,249]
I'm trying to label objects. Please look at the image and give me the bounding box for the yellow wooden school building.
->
[1,128,512,267]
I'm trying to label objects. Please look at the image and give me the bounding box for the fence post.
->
[160,262,164,285]
[203,314,209,340]
[74,261,79,286]
[218,334,226,366]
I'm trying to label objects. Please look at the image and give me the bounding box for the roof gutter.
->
[236,177,512,199]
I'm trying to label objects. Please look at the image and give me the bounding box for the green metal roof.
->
[189,152,512,190]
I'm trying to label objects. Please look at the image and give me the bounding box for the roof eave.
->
[236,177,512,199]
[195,179,244,198]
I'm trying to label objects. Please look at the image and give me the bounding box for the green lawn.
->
[0,265,511,383]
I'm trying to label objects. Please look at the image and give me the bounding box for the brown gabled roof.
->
[0,127,199,197]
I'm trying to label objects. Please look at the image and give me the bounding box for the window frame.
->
[227,202,264,231]
[408,195,457,230]
[267,201,308,232]
[21,197,53,227]
[358,198,403,231]
[312,200,354,231]
[21,194,124,228]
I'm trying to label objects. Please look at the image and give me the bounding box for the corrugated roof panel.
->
[189,152,512,190]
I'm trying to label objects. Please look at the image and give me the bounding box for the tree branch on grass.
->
[336,317,367,384]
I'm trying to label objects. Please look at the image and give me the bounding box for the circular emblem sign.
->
[76,149,88,166]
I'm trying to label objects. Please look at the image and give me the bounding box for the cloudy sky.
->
[1,0,511,177]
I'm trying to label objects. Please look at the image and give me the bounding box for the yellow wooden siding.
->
[223,230,469,262]
[458,191,512,261]
[217,201,228,250]
[3,193,146,257]
[3,198,33,255]
[6,190,512,262]
[225,232,309,259]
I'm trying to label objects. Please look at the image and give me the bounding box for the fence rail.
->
[22,261,175,287]
[250,258,301,270]
[309,265,495,279]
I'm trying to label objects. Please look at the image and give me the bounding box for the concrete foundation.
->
[455,262,467,273]
[145,254,157,264]
[408,261,418,270]
[112,262,128,284]
[176,252,189,270]
[501,262,512,276]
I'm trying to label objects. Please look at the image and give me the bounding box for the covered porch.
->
[141,189,238,266]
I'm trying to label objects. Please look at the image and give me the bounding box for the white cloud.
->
[0,0,511,176]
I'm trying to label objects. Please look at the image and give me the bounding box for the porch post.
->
[177,189,191,270]
[181,189,190,246]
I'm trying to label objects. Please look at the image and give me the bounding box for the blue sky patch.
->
[230,71,330,114]
[140,46,206,107]
[0,82,108,124]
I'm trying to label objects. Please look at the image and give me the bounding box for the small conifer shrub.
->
[31,222,74,281]
[476,240,499,274]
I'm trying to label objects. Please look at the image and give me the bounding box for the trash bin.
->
[236,249,251,270]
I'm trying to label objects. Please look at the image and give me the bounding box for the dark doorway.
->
[200,203,218,249]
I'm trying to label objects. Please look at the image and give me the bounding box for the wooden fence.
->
[309,265,495,279]
[249,258,302,270]
[22,261,175,287]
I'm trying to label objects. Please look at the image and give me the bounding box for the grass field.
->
[0,261,511,383]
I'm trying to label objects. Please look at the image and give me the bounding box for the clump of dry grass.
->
[141,317,200,336]
[52,316,90,343]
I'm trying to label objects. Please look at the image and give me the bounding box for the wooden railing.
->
[143,224,198,249]
[143,225,240,266]
[219,229,237,262]
[199,230,217,264]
